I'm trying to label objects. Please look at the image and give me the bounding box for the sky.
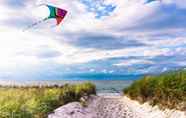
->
[0,0,186,80]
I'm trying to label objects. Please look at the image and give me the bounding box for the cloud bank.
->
[0,0,186,80]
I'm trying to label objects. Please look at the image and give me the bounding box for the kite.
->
[46,4,68,25]
[24,4,67,31]
[145,0,162,4]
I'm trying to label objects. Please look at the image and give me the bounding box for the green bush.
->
[124,69,186,110]
[0,82,96,118]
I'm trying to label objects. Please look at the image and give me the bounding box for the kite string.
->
[23,17,48,32]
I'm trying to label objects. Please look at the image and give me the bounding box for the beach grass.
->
[123,69,186,110]
[0,82,96,118]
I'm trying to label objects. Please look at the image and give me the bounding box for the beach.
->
[0,79,185,118]
[49,95,186,118]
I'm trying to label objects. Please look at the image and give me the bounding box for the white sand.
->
[48,95,186,118]
[121,96,186,118]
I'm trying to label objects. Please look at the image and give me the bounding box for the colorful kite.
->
[46,4,68,25]
[24,4,67,31]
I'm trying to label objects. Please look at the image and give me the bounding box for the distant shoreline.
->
[0,79,134,93]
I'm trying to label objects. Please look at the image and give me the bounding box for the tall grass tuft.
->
[123,69,186,110]
[0,82,96,118]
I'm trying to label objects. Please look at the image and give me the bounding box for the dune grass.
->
[124,69,186,110]
[0,82,96,118]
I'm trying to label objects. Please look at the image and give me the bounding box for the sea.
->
[0,74,142,94]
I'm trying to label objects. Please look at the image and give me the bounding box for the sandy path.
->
[49,95,186,118]
[87,95,140,118]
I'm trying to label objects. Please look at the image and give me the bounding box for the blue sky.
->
[0,0,186,80]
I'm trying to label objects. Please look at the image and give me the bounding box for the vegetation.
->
[0,82,96,118]
[124,69,186,110]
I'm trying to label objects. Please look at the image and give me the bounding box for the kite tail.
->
[23,17,48,32]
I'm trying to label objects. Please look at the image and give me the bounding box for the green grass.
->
[0,82,96,118]
[123,69,186,110]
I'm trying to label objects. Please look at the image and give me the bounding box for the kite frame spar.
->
[23,4,67,31]
[145,0,162,4]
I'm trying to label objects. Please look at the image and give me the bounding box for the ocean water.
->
[0,72,141,93]
[0,79,135,93]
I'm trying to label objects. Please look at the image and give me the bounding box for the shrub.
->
[123,69,186,110]
[0,82,96,118]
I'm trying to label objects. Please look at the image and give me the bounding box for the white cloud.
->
[89,68,95,72]
[163,0,186,9]
[0,25,176,69]
[113,59,154,67]
[53,46,172,65]
[143,37,186,48]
